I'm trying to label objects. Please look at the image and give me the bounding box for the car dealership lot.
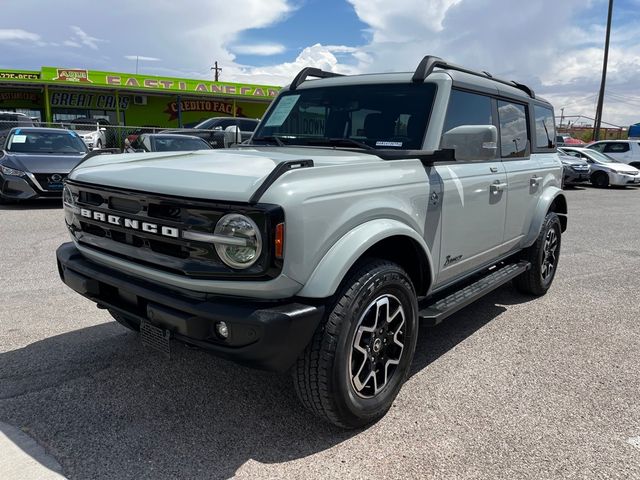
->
[1,187,639,479]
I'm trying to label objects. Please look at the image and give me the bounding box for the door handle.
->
[490,181,507,194]
[530,175,542,187]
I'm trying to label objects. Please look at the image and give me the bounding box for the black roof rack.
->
[290,67,344,91]
[412,55,535,99]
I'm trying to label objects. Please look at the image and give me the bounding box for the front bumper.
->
[610,172,640,186]
[56,242,324,372]
[0,172,63,200]
[563,170,590,184]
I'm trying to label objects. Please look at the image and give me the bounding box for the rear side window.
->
[498,100,528,158]
[589,143,605,152]
[534,105,555,149]
[603,143,630,153]
[442,90,493,134]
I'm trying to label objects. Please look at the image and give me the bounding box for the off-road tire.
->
[108,310,140,332]
[514,212,561,296]
[293,259,418,429]
[590,171,609,188]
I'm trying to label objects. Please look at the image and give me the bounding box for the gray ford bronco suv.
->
[57,56,567,428]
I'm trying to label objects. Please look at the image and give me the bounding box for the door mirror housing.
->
[223,125,240,148]
[441,125,498,161]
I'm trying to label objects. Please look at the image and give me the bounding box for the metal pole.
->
[177,95,183,128]
[593,0,614,141]
[560,108,564,130]
[136,56,139,74]
[115,90,122,148]
[43,85,52,125]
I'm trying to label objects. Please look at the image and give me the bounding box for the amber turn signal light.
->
[275,223,285,259]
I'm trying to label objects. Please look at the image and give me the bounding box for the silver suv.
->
[56,56,567,428]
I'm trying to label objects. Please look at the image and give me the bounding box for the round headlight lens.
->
[214,214,262,269]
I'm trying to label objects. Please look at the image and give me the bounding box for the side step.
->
[419,261,530,326]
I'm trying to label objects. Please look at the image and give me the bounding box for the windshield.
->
[584,149,620,164]
[5,130,88,154]
[152,136,212,152]
[253,83,437,150]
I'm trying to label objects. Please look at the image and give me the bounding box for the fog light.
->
[216,321,229,339]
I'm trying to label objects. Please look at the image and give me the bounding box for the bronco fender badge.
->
[444,254,463,267]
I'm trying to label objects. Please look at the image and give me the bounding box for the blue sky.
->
[0,0,638,125]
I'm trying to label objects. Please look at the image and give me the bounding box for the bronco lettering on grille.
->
[79,208,179,238]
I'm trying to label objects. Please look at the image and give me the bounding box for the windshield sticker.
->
[264,95,300,127]
[376,141,403,148]
[11,134,27,144]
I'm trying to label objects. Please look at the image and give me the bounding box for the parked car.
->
[586,140,640,168]
[559,146,640,187]
[559,153,590,186]
[124,133,212,153]
[556,134,585,147]
[125,126,161,144]
[0,111,35,145]
[162,117,259,148]
[57,55,567,428]
[0,127,88,202]
[68,118,109,150]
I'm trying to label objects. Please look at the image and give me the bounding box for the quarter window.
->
[498,100,528,158]
[534,105,556,149]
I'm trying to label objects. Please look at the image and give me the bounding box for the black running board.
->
[419,261,531,326]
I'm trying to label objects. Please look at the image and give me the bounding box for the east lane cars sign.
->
[41,67,280,99]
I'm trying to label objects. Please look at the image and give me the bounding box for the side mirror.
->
[100,127,107,132]
[441,125,498,161]
[223,125,240,148]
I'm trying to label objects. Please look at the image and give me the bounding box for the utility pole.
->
[560,108,565,130]
[135,56,139,74]
[593,0,614,141]
[211,61,222,82]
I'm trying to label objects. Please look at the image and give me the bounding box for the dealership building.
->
[0,67,280,128]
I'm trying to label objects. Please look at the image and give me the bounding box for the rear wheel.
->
[514,212,562,296]
[590,171,609,188]
[293,259,418,429]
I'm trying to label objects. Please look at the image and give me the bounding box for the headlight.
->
[214,214,262,269]
[63,185,74,207]
[1,164,25,176]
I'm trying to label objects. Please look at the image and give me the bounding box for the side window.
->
[442,89,493,135]
[604,143,630,153]
[239,120,257,131]
[534,105,555,149]
[498,100,528,158]
[589,143,605,153]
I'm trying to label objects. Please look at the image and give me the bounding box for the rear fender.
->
[524,187,567,246]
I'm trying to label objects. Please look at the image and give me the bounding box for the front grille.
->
[33,173,67,191]
[66,181,283,280]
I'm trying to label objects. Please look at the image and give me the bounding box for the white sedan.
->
[559,147,640,187]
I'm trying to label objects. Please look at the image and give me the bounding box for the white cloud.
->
[231,44,286,55]
[69,26,104,50]
[124,55,161,62]
[0,28,41,42]
[63,40,81,48]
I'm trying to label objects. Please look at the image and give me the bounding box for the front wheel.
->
[514,212,562,296]
[590,171,609,188]
[293,259,418,429]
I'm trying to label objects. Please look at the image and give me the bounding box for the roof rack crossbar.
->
[290,67,344,91]
[412,55,535,99]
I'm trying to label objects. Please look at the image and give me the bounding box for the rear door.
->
[500,101,545,243]
[434,89,508,286]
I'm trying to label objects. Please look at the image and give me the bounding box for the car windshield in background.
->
[585,150,620,164]
[6,130,88,154]
[153,136,211,152]
[253,83,437,150]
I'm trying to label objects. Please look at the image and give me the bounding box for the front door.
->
[435,161,508,285]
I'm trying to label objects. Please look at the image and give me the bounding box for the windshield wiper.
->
[300,137,374,150]
[251,135,286,146]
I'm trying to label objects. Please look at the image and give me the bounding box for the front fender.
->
[524,186,567,247]
[297,219,434,299]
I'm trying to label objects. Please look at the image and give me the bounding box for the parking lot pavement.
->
[1,186,639,480]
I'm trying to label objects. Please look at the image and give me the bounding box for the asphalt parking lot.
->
[1,185,639,480]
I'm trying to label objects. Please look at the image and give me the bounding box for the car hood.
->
[68,147,379,202]
[559,156,588,167]
[600,162,639,173]
[2,152,87,173]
